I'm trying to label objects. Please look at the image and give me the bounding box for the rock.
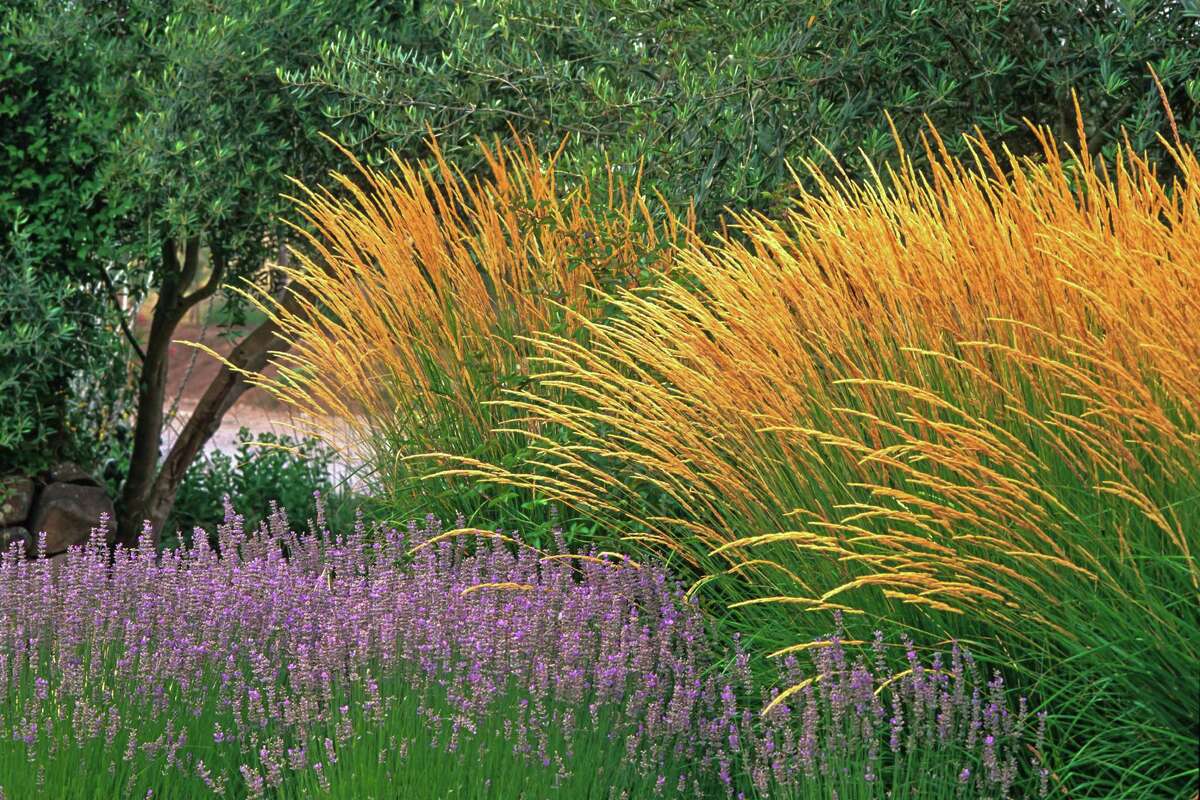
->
[27,482,115,554]
[0,476,35,526]
[0,526,33,555]
[49,462,101,487]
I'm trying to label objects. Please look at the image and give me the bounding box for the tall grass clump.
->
[245,134,689,542]
[421,117,1198,795]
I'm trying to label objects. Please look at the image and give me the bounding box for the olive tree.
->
[3,0,411,543]
[287,0,1198,228]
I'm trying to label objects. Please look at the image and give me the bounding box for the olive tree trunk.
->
[114,240,307,547]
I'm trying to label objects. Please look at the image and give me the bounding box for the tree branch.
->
[97,264,146,361]
[162,238,180,274]
[179,237,202,294]
[144,279,313,536]
[929,15,978,76]
[180,241,228,311]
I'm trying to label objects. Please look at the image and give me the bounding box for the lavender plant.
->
[0,502,1050,798]
[0,502,724,798]
[726,623,1053,799]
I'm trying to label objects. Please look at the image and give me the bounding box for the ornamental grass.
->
[241,133,690,539]
[256,108,1200,796]
[441,116,1200,795]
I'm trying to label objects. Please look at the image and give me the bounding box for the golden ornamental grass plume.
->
[453,117,1199,592]
[242,133,689,523]
[254,109,1198,791]
[425,111,1199,785]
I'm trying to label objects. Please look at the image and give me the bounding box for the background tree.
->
[2,0,411,544]
[287,0,1199,228]
[0,3,134,480]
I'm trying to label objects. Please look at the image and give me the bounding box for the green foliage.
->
[285,0,1199,229]
[165,428,342,546]
[0,6,137,478]
[0,227,81,473]
[0,216,135,477]
[6,0,413,307]
[0,0,122,277]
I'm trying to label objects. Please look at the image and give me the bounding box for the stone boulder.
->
[0,476,35,526]
[49,462,101,487]
[0,526,33,555]
[27,482,115,554]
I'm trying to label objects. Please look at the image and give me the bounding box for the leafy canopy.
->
[0,0,408,476]
[288,0,1200,227]
[11,0,410,288]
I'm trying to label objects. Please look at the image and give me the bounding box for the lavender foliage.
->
[0,501,1051,798]
[734,621,1052,799]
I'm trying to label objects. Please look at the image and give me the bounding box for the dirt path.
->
[158,322,367,488]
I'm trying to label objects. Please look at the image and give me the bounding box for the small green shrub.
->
[165,427,352,546]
